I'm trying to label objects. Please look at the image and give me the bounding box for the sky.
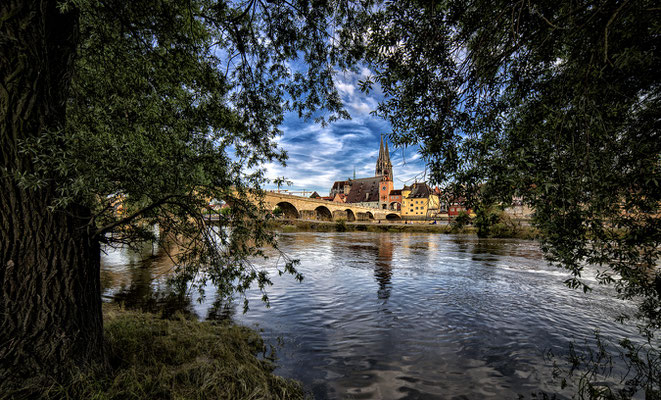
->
[262,67,428,196]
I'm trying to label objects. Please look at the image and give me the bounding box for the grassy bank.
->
[267,219,471,234]
[7,305,304,400]
[268,219,539,240]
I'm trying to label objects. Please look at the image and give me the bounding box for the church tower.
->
[375,134,393,181]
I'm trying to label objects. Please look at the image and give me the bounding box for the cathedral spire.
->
[375,134,394,181]
[384,139,390,164]
[379,134,385,159]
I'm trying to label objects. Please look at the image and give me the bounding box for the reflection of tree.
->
[448,236,499,254]
[449,236,471,254]
[375,234,394,301]
[449,236,506,267]
[205,297,236,321]
[470,238,507,258]
[104,244,196,318]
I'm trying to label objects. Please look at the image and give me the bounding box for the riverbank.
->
[268,219,539,240]
[8,305,304,400]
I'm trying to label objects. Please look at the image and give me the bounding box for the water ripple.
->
[102,232,641,399]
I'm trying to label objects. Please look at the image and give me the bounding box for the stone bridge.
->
[263,192,401,222]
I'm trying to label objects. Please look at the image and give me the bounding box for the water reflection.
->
[375,234,393,301]
[204,297,236,321]
[101,232,640,399]
[101,243,193,318]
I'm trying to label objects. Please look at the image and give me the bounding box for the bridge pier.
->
[299,210,316,220]
[356,212,370,222]
[333,210,348,221]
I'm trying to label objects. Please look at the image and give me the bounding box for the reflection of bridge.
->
[263,192,401,221]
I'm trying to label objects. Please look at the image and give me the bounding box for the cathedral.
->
[329,135,395,210]
[323,135,446,216]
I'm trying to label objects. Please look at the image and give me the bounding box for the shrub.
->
[451,211,471,231]
[473,204,503,238]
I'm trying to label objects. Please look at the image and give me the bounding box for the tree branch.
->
[604,0,631,63]
[93,194,179,237]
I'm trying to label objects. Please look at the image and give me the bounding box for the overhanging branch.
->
[93,194,179,238]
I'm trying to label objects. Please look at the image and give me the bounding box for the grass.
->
[269,219,476,235]
[268,218,539,239]
[4,305,305,400]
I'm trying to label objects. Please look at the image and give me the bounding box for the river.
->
[100,232,640,399]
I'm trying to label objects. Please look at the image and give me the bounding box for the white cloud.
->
[336,81,355,96]
[359,66,372,78]
[257,68,428,195]
[348,100,373,115]
[333,69,381,117]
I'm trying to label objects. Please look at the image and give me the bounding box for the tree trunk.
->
[0,0,104,386]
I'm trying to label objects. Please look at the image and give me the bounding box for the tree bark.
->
[0,0,104,386]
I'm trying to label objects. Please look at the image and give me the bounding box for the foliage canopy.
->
[349,0,660,396]
[29,0,366,303]
[356,0,660,328]
[0,0,362,384]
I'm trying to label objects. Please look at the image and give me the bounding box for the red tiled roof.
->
[345,177,383,203]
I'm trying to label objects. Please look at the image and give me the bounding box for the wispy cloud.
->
[263,69,427,195]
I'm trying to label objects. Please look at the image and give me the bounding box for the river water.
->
[101,232,640,399]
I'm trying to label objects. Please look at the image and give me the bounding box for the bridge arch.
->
[315,205,333,221]
[365,211,375,220]
[386,213,402,221]
[345,209,356,222]
[275,202,299,219]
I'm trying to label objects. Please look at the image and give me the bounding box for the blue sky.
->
[262,67,428,196]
